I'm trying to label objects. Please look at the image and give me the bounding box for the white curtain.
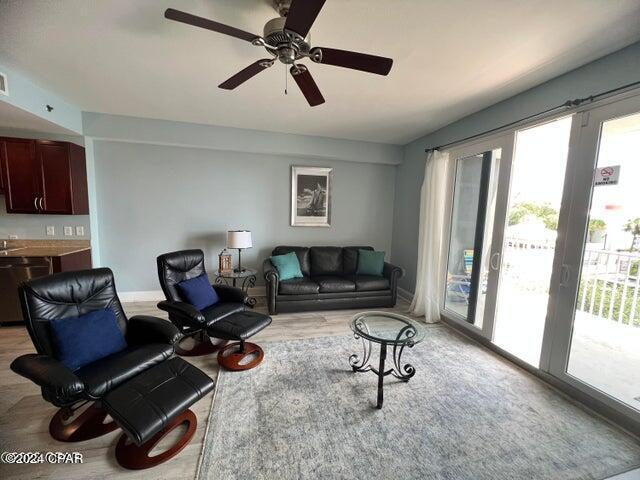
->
[409,150,452,323]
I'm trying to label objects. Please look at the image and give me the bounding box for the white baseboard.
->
[397,287,414,302]
[118,290,164,302]
[119,286,266,303]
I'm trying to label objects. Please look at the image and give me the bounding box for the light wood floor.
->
[0,298,417,480]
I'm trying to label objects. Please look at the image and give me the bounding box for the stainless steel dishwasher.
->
[0,257,53,325]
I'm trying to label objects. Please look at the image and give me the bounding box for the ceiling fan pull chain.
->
[285,65,288,95]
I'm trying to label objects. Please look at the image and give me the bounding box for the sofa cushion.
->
[279,277,320,295]
[310,247,343,276]
[201,302,245,326]
[75,343,173,398]
[270,252,304,280]
[343,246,373,275]
[313,276,356,293]
[346,274,390,292]
[272,246,311,276]
[357,249,385,276]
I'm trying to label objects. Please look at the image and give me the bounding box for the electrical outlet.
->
[75,226,85,236]
[46,226,55,236]
[63,226,73,236]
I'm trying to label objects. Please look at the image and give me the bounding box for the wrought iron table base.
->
[215,274,257,307]
[349,335,416,409]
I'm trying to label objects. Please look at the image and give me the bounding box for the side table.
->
[215,268,257,307]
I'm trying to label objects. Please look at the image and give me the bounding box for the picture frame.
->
[290,166,332,227]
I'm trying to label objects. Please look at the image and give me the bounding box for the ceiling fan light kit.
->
[164,0,393,107]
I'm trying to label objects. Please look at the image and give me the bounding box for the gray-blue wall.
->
[93,139,397,291]
[392,41,640,293]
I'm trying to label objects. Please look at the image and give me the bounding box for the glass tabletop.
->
[350,311,426,345]
[216,268,257,278]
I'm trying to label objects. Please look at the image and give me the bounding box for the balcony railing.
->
[577,249,640,327]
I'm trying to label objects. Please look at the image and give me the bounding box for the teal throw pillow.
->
[270,252,304,280]
[356,249,385,276]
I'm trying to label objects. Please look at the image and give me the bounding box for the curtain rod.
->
[425,79,640,153]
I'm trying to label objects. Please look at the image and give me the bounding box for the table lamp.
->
[227,230,252,273]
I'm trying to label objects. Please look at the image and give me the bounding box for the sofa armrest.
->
[383,262,404,304]
[213,284,248,305]
[127,315,181,346]
[263,258,279,315]
[383,262,404,281]
[11,354,85,402]
[157,300,206,330]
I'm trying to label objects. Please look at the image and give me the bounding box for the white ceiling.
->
[1,0,639,145]
[0,101,78,135]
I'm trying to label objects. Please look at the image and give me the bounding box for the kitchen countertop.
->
[0,239,91,258]
[0,246,91,257]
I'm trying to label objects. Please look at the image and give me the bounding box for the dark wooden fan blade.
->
[219,59,273,90]
[312,47,393,76]
[165,8,259,43]
[290,65,325,107]
[284,0,326,38]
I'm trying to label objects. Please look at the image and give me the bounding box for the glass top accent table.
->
[215,268,258,307]
[349,311,426,408]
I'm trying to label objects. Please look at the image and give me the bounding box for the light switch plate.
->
[46,226,55,236]
[75,226,85,236]
[63,226,73,236]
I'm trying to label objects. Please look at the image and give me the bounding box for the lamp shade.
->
[227,230,252,249]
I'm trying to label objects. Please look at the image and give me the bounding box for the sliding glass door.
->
[492,117,572,366]
[443,137,510,335]
[440,92,640,428]
[548,94,640,420]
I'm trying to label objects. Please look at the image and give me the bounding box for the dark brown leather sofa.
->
[262,246,404,315]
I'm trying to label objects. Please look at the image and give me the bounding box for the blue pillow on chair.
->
[49,308,128,371]
[177,274,220,310]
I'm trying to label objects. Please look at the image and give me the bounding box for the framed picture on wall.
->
[290,166,332,227]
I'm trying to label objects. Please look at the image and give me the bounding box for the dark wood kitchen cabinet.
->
[0,137,89,215]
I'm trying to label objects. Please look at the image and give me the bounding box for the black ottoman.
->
[207,310,272,371]
[102,357,214,470]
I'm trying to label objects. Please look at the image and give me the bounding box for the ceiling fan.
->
[164,0,393,107]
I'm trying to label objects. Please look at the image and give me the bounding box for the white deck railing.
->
[577,249,640,327]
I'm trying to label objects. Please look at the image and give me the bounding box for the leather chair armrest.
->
[213,284,248,305]
[263,258,279,314]
[157,300,206,330]
[127,315,181,346]
[10,354,85,401]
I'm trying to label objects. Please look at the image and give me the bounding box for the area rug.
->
[196,325,640,480]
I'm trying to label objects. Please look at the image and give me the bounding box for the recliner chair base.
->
[175,332,228,357]
[49,403,118,442]
[115,409,197,470]
[217,341,264,371]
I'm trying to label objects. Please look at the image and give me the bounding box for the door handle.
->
[38,196,44,211]
[33,196,39,212]
[490,252,501,270]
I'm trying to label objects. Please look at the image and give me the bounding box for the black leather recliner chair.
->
[263,245,404,314]
[10,267,181,442]
[157,249,248,356]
